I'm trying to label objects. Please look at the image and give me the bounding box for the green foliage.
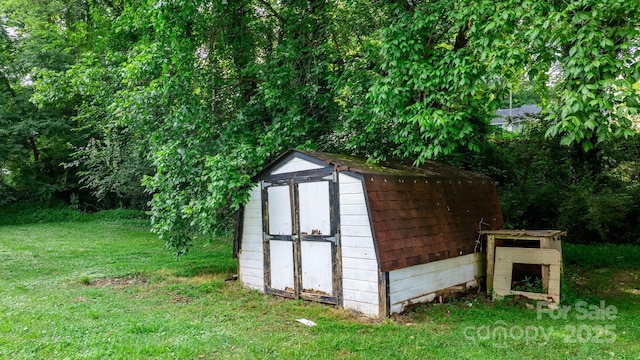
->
[0,202,147,226]
[513,276,545,294]
[563,243,640,269]
[493,118,640,244]
[0,0,96,204]
[362,1,508,162]
[4,0,640,254]
[73,132,153,209]
[533,0,640,150]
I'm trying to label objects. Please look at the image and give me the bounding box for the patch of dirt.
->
[610,269,640,295]
[89,275,147,288]
[170,294,193,304]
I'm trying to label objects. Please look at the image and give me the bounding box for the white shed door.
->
[265,184,296,295]
[298,181,334,296]
[263,177,341,304]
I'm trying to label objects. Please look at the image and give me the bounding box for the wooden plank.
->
[492,260,513,295]
[486,234,495,292]
[495,247,561,265]
[479,229,566,238]
[507,291,559,303]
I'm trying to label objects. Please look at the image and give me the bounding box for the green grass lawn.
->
[1,217,639,359]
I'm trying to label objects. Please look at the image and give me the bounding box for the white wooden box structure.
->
[480,229,565,303]
[234,150,504,317]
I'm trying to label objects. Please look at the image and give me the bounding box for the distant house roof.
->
[257,150,504,272]
[492,104,541,127]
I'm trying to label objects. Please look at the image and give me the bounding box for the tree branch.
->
[255,0,286,26]
[0,71,17,98]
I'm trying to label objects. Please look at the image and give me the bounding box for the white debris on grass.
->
[296,318,317,327]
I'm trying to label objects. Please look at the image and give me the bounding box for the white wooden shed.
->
[234,150,503,317]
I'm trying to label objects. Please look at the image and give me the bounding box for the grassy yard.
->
[1,216,639,359]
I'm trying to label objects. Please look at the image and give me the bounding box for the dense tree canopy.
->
[1,0,639,252]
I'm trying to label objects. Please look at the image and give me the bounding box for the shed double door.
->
[263,176,341,304]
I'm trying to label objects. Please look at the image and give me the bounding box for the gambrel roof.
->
[253,150,504,272]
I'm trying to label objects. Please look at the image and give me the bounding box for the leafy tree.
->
[8,0,639,253]
[0,4,86,202]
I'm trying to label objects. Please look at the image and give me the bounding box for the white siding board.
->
[340,225,373,237]
[341,236,377,249]
[338,172,380,318]
[343,278,379,294]
[390,253,480,282]
[239,184,264,292]
[388,253,485,314]
[340,193,369,205]
[340,267,378,281]
[339,214,371,226]
[271,157,324,175]
[239,266,263,280]
[339,173,361,184]
[343,300,379,317]
[341,257,378,272]
[342,290,379,305]
[390,264,477,301]
[240,240,263,252]
[341,246,376,260]
[242,224,262,236]
[339,182,366,194]
[239,257,263,270]
[241,276,263,291]
[339,204,369,216]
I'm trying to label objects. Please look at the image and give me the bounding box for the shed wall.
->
[388,252,485,314]
[338,173,380,317]
[271,157,324,175]
[238,184,264,290]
